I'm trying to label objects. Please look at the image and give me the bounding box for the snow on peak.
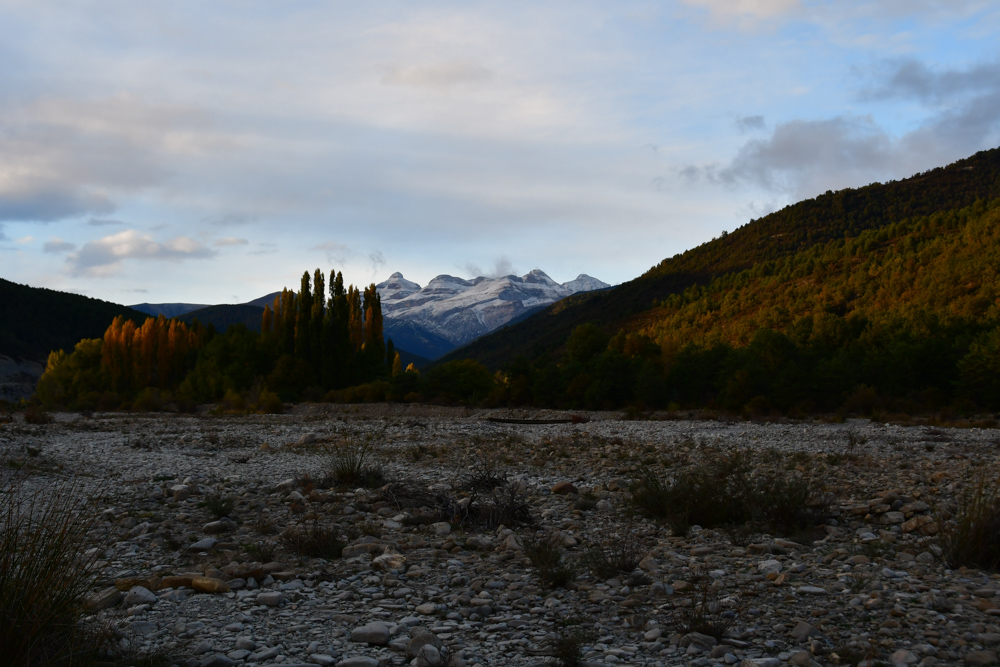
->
[562,274,610,293]
[376,268,607,346]
[376,272,421,302]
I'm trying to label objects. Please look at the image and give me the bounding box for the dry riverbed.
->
[2,405,999,667]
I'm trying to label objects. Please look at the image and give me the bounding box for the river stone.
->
[191,577,231,594]
[551,481,578,495]
[256,591,283,607]
[189,537,217,551]
[351,621,390,645]
[337,657,379,667]
[967,651,1000,666]
[124,585,158,606]
[407,629,443,659]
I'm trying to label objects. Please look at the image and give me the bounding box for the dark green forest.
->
[35,270,413,411]
[23,147,1000,416]
[0,278,147,361]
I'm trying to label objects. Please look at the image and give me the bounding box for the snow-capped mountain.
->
[377,269,609,355]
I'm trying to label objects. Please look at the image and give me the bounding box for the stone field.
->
[3,404,1000,667]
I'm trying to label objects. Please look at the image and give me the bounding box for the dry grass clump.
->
[521,534,577,588]
[630,449,828,537]
[940,468,1000,570]
[325,435,385,488]
[550,625,594,667]
[668,573,743,641]
[22,405,54,424]
[0,475,168,665]
[279,518,346,559]
[204,494,235,518]
[581,520,650,580]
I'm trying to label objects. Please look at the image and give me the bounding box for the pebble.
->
[11,406,1000,666]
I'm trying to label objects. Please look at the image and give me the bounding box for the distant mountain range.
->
[377,270,609,359]
[129,270,609,361]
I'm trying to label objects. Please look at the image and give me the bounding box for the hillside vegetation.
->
[448,148,1000,371]
[437,147,1000,415]
[0,278,147,361]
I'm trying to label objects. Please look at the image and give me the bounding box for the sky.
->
[1,0,999,305]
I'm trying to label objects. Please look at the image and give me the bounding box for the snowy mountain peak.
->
[562,274,610,293]
[375,272,421,301]
[377,268,608,350]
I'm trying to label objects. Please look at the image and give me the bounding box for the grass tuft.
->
[521,534,577,588]
[325,435,385,488]
[630,449,828,537]
[940,468,1000,571]
[279,519,346,559]
[204,494,235,518]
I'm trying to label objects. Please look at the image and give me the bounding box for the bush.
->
[581,521,649,580]
[0,476,141,665]
[205,494,235,519]
[940,469,1000,570]
[22,405,54,424]
[630,450,828,537]
[669,574,742,640]
[521,534,576,588]
[279,520,346,559]
[326,435,385,488]
[551,626,595,667]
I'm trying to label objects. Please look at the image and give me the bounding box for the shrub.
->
[668,574,742,641]
[940,469,1000,570]
[279,520,346,559]
[205,494,235,519]
[551,626,595,667]
[0,475,152,665]
[581,521,649,580]
[630,450,828,537]
[326,435,385,488]
[462,449,509,491]
[521,534,577,588]
[22,406,54,424]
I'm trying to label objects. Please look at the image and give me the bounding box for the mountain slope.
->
[177,304,265,333]
[0,278,148,361]
[378,270,609,352]
[445,147,1000,370]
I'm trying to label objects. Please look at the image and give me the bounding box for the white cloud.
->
[68,229,215,277]
[680,0,801,27]
[43,237,75,253]
[0,94,223,222]
[381,60,495,88]
[213,237,249,247]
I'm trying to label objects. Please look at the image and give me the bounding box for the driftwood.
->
[485,417,574,425]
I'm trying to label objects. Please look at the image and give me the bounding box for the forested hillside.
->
[447,147,1000,371]
[429,147,1000,414]
[0,278,147,361]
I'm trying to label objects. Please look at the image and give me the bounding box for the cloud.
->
[859,58,1000,104]
[87,217,126,227]
[736,115,766,132]
[463,256,519,279]
[314,241,352,265]
[213,237,249,247]
[706,116,893,199]
[15,236,34,244]
[67,229,215,277]
[368,250,386,276]
[43,237,76,253]
[248,242,278,256]
[381,60,495,88]
[0,94,217,223]
[680,0,801,26]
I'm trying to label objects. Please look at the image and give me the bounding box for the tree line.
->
[35,269,408,411]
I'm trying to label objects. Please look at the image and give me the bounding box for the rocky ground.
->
[2,404,1000,667]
